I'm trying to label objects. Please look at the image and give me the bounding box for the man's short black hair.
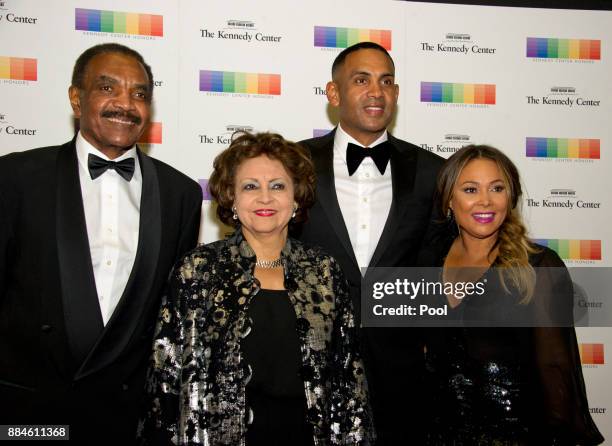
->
[331,41,395,78]
[71,43,154,99]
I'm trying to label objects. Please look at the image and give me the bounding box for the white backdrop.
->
[1,0,610,439]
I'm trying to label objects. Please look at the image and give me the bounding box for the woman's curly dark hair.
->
[208,131,316,227]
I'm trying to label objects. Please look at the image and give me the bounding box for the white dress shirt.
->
[76,132,142,325]
[333,124,392,270]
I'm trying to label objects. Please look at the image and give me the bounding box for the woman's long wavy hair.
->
[437,145,538,302]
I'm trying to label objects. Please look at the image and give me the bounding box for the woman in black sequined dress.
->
[139,132,373,445]
[424,145,603,445]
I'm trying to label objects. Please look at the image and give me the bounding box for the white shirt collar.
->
[333,124,389,163]
[75,131,139,178]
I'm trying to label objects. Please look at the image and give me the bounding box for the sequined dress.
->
[138,230,373,445]
[425,245,603,445]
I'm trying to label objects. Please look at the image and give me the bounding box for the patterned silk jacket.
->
[139,230,373,445]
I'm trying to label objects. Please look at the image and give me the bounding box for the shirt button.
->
[365,173,370,178]
[363,197,368,203]
[361,224,367,229]
[106,260,112,266]
[107,228,113,233]
[100,295,104,301]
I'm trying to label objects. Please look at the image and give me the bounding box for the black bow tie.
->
[88,153,135,181]
[346,141,392,176]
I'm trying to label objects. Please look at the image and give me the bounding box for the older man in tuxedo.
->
[0,43,202,442]
[296,42,444,444]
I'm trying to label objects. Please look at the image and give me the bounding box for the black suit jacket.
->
[296,130,444,444]
[0,139,202,443]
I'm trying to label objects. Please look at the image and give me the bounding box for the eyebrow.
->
[241,177,285,182]
[95,75,149,92]
[349,70,395,78]
[96,75,118,84]
[459,179,504,185]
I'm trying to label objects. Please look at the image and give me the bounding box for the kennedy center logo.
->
[75,8,163,39]
[527,37,600,62]
[526,137,600,160]
[199,125,255,145]
[420,33,497,55]
[526,188,601,211]
[199,70,280,97]
[314,26,392,50]
[200,19,282,44]
[420,134,472,155]
[533,239,601,262]
[0,113,37,136]
[526,86,600,108]
[0,56,36,84]
[0,2,38,24]
[138,122,162,144]
[579,343,604,366]
[421,82,495,108]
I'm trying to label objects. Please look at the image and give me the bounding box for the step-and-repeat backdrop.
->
[1,0,610,439]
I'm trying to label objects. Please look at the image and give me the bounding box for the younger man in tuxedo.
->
[297,42,444,444]
[0,43,202,442]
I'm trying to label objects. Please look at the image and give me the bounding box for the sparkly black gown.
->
[424,242,603,445]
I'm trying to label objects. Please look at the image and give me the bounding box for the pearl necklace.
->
[255,258,283,269]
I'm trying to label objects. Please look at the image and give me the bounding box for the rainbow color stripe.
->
[313,129,331,138]
[579,343,604,365]
[420,82,495,104]
[199,70,281,95]
[526,137,600,159]
[138,122,162,144]
[0,56,37,81]
[75,8,163,37]
[527,38,600,60]
[198,179,211,201]
[534,239,601,261]
[314,26,391,50]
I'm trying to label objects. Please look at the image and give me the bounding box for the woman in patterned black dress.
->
[139,132,373,445]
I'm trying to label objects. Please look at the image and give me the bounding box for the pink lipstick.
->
[472,212,495,223]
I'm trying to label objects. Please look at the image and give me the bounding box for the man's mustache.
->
[100,110,142,125]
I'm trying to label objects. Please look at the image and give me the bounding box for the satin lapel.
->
[56,140,104,365]
[311,130,359,269]
[368,136,417,268]
[76,149,161,379]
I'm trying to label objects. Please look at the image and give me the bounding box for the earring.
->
[232,206,238,220]
[446,208,453,221]
[292,204,298,219]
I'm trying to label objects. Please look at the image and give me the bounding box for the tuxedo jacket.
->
[296,130,444,444]
[0,139,202,443]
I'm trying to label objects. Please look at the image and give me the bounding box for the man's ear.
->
[68,85,82,118]
[326,81,340,106]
